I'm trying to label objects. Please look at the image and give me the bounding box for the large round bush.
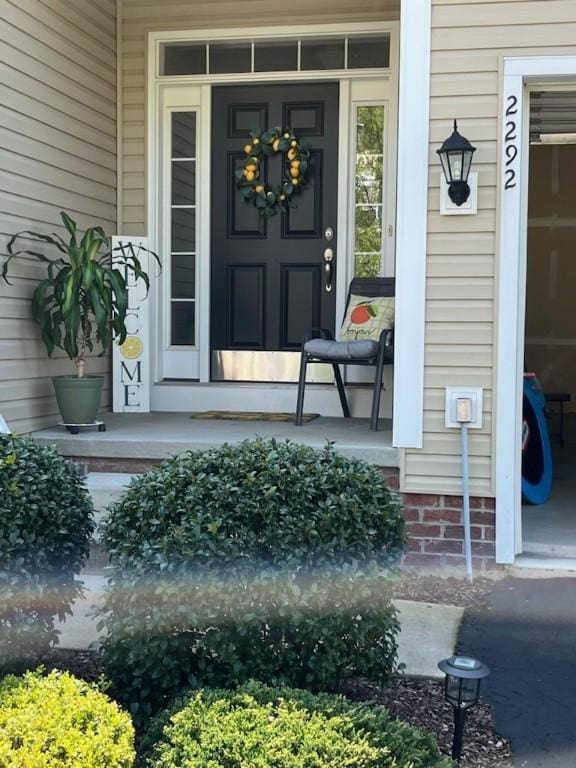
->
[142,682,451,768]
[101,438,406,720]
[0,435,94,667]
[0,669,135,767]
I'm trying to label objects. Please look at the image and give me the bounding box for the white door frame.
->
[146,23,399,389]
[496,55,576,563]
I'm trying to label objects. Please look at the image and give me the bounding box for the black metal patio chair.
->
[295,277,395,431]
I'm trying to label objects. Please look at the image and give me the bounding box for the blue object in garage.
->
[522,373,553,505]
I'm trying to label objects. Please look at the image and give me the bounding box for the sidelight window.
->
[170,111,197,346]
[353,105,385,278]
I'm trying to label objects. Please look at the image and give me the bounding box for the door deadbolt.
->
[324,227,334,242]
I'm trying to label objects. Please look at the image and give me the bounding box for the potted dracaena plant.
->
[1,212,160,428]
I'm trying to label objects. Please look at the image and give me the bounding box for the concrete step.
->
[85,472,135,531]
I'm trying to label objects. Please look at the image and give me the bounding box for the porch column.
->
[392,0,432,449]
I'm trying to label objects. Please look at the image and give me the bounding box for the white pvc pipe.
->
[460,424,473,580]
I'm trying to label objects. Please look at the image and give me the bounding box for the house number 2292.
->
[504,95,518,190]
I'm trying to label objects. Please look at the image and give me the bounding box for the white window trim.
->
[392,0,431,449]
[496,55,576,564]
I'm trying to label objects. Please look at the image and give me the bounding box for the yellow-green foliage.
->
[0,670,135,768]
[144,682,453,768]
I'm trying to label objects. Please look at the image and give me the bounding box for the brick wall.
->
[381,468,496,570]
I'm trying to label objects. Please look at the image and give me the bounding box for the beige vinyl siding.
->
[401,0,576,496]
[120,0,400,234]
[0,0,117,434]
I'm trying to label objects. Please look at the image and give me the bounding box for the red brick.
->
[470,510,495,525]
[470,497,484,509]
[407,523,442,538]
[443,525,483,541]
[482,526,496,541]
[443,495,463,509]
[403,553,444,568]
[422,508,462,524]
[403,508,420,522]
[483,497,496,511]
[401,493,440,507]
[471,541,496,556]
[407,538,424,553]
[424,539,463,554]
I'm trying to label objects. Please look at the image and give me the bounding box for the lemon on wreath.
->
[245,163,257,172]
[243,144,253,154]
[287,148,297,160]
[245,170,255,181]
[120,335,143,360]
[272,138,280,151]
[255,184,265,194]
[289,167,300,178]
[253,138,260,144]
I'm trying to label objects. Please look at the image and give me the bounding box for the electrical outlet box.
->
[445,388,483,429]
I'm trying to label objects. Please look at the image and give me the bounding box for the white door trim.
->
[496,55,576,564]
[392,0,432,449]
[146,21,401,419]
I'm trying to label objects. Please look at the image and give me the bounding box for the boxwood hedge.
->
[0,434,94,668]
[141,681,452,768]
[100,438,406,721]
[0,669,135,767]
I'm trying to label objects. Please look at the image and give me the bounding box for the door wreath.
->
[235,127,311,217]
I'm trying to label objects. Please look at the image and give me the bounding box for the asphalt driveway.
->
[459,577,576,768]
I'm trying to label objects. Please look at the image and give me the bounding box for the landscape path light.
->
[438,654,491,764]
[437,120,476,206]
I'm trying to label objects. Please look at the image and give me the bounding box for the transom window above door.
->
[160,35,390,77]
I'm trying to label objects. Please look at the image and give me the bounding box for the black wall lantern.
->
[437,120,476,206]
[438,655,491,764]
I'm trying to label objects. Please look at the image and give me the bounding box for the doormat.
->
[190,411,320,423]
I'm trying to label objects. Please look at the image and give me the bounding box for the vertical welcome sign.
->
[112,237,151,412]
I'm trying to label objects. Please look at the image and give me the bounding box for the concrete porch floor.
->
[32,412,398,467]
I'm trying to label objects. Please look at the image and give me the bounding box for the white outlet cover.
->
[445,388,483,429]
[440,172,478,215]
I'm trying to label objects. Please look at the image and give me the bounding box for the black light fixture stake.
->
[438,655,491,764]
[437,120,477,207]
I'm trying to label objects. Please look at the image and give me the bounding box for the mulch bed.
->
[340,677,513,768]
[40,649,512,767]
[390,571,500,608]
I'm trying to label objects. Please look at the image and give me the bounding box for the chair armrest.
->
[303,327,334,343]
[378,328,394,347]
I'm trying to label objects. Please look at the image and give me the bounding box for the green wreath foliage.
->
[235,127,311,216]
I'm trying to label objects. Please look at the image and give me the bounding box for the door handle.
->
[324,247,334,293]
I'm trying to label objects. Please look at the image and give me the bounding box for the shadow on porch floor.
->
[32,412,398,468]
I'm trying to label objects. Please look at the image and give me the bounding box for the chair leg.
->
[333,364,351,418]
[370,355,386,431]
[295,353,308,426]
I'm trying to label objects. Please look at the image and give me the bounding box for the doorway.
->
[521,90,576,559]
[210,82,339,382]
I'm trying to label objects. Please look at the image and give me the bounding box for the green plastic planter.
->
[52,375,104,425]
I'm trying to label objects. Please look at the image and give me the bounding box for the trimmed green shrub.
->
[101,438,406,721]
[0,669,135,767]
[0,434,94,667]
[142,681,452,768]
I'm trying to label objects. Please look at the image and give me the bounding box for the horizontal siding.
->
[0,0,116,434]
[402,0,576,495]
[120,0,400,233]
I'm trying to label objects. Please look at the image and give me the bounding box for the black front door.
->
[211,82,339,380]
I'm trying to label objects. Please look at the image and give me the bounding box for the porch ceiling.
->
[32,413,398,468]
